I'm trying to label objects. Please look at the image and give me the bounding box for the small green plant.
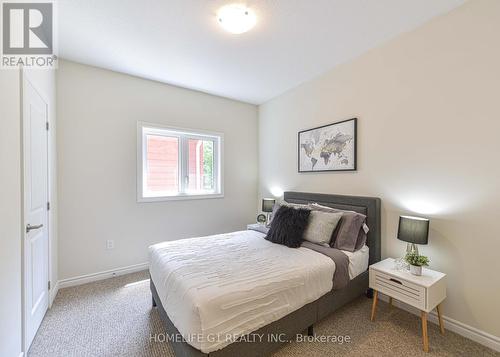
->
[405,252,430,267]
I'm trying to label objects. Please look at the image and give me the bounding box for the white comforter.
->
[149,230,335,353]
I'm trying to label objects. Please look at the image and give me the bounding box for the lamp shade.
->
[262,198,275,213]
[397,216,429,245]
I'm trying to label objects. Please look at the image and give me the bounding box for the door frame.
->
[21,69,53,354]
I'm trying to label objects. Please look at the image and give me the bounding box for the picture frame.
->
[298,118,357,172]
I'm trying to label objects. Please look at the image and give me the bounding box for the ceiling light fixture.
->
[217,4,256,34]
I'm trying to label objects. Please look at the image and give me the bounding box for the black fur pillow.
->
[265,205,311,248]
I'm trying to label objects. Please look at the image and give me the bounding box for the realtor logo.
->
[1,1,56,68]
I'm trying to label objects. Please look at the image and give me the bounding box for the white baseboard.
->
[378,294,500,352]
[58,262,149,289]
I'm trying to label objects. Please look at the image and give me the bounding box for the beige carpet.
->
[29,271,498,357]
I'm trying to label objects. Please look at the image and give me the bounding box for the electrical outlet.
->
[106,240,114,250]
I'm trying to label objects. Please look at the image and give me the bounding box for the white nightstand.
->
[369,258,446,352]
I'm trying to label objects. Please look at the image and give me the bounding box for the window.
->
[137,123,223,201]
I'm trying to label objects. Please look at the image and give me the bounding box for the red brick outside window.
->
[141,126,219,200]
[146,135,179,193]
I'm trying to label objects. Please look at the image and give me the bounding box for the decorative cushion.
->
[283,201,310,209]
[303,210,343,246]
[267,201,310,227]
[309,203,367,252]
[333,211,366,252]
[265,205,311,248]
[355,227,368,251]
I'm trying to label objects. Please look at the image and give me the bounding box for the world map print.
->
[299,119,356,172]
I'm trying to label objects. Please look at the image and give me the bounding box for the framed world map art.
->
[298,118,357,172]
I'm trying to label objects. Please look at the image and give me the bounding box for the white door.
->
[23,76,49,349]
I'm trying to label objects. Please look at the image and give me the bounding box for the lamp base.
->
[394,256,409,271]
[406,243,419,255]
[400,243,420,271]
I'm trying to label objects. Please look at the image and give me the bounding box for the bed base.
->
[151,270,369,357]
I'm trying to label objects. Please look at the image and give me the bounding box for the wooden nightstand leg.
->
[421,311,429,352]
[436,304,445,335]
[370,290,378,321]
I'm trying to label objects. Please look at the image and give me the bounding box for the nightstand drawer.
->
[371,270,426,310]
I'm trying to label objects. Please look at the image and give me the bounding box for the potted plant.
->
[404,252,430,276]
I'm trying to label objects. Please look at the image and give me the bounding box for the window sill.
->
[137,193,224,203]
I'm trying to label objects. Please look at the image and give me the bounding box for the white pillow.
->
[303,210,343,246]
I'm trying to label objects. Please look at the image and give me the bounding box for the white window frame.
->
[137,122,224,202]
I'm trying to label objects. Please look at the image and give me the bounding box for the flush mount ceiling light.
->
[217,4,256,34]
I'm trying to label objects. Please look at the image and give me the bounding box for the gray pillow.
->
[309,202,345,213]
[309,203,367,252]
[283,201,310,210]
[333,211,366,252]
[303,211,343,246]
[267,203,280,227]
[355,224,369,250]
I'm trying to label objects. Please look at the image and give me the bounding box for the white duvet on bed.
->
[149,230,335,353]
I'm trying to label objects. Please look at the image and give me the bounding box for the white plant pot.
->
[410,264,422,276]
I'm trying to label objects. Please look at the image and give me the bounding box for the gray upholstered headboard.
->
[283,191,381,265]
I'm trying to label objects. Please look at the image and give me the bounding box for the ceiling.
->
[58,0,465,104]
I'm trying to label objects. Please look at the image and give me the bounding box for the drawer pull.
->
[389,278,403,285]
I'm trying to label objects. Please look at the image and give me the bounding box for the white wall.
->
[259,0,500,339]
[0,70,22,357]
[57,60,258,280]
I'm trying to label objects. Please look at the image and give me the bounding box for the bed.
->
[150,192,381,357]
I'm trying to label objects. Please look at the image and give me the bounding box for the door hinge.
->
[48,281,51,290]
[47,202,50,211]
[46,122,49,131]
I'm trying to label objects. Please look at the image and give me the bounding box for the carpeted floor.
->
[29,271,499,357]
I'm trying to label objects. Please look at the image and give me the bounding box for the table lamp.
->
[262,198,276,225]
[397,215,429,255]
